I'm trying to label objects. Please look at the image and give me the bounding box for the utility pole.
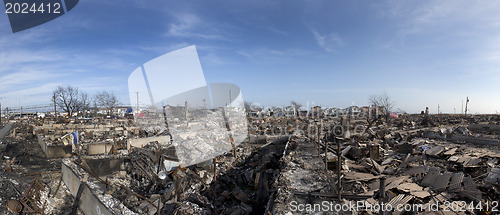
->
[337,137,342,201]
[136,92,139,115]
[461,100,464,114]
[0,102,2,125]
[53,95,57,120]
[464,97,469,116]
[379,177,386,214]
[185,101,189,120]
[229,89,232,119]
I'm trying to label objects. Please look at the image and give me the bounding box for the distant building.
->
[323,107,340,116]
[115,106,133,117]
[359,106,370,116]
[298,107,308,117]
[347,106,360,116]
[311,106,322,117]
[269,107,284,117]
[284,105,297,117]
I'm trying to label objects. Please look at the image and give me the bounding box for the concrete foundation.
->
[423,131,499,146]
[37,135,72,158]
[127,136,170,150]
[84,157,125,177]
[87,143,114,155]
[62,158,135,215]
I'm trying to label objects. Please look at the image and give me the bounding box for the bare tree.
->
[369,92,395,118]
[77,92,91,117]
[52,86,80,117]
[245,101,263,112]
[244,101,252,115]
[95,91,119,116]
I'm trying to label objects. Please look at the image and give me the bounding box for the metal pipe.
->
[379,177,386,215]
[213,158,217,182]
[324,140,328,170]
[337,138,342,201]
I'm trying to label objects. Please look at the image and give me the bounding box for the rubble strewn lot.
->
[269,114,500,214]
[0,113,499,214]
[0,121,75,214]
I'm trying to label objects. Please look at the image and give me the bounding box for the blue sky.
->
[1,0,500,114]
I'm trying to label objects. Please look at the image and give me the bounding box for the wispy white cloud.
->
[0,43,132,107]
[267,26,288,36]
[3,83,61,98]
[0,49,63,73]
[375,1,500,82]
[138,42,192,54]
[200,52,229,66]
[379,1,500,44]
[310,29,344,52]
[0,69,64,102]
[0,72,47,90]
[77,76,126,92]
[166,13,226,40]
[168,13,200,36]
[237,47,313,61]
[290,88,366,94]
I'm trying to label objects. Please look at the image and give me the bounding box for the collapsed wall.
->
[33,121,145,158]
[62,157,135,215]
[60,135,290,214]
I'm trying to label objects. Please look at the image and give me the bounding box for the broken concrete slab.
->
[344,172,383,182]
[412,190,430,198]
[397,182,423,192]
[460,176,482,201]
[443,147,458,156]
[464,157,481,167]
[484,168,500,184]
[448,172,464,191]
[404,166,426,176]
[432,171,452,192]
[425,145,445,157]
[421,167,441,187]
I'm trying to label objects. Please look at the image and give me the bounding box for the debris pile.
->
[0,121,74,214]
[269,114,500,214]
[94,137,288,214]
[1,113,499,214]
